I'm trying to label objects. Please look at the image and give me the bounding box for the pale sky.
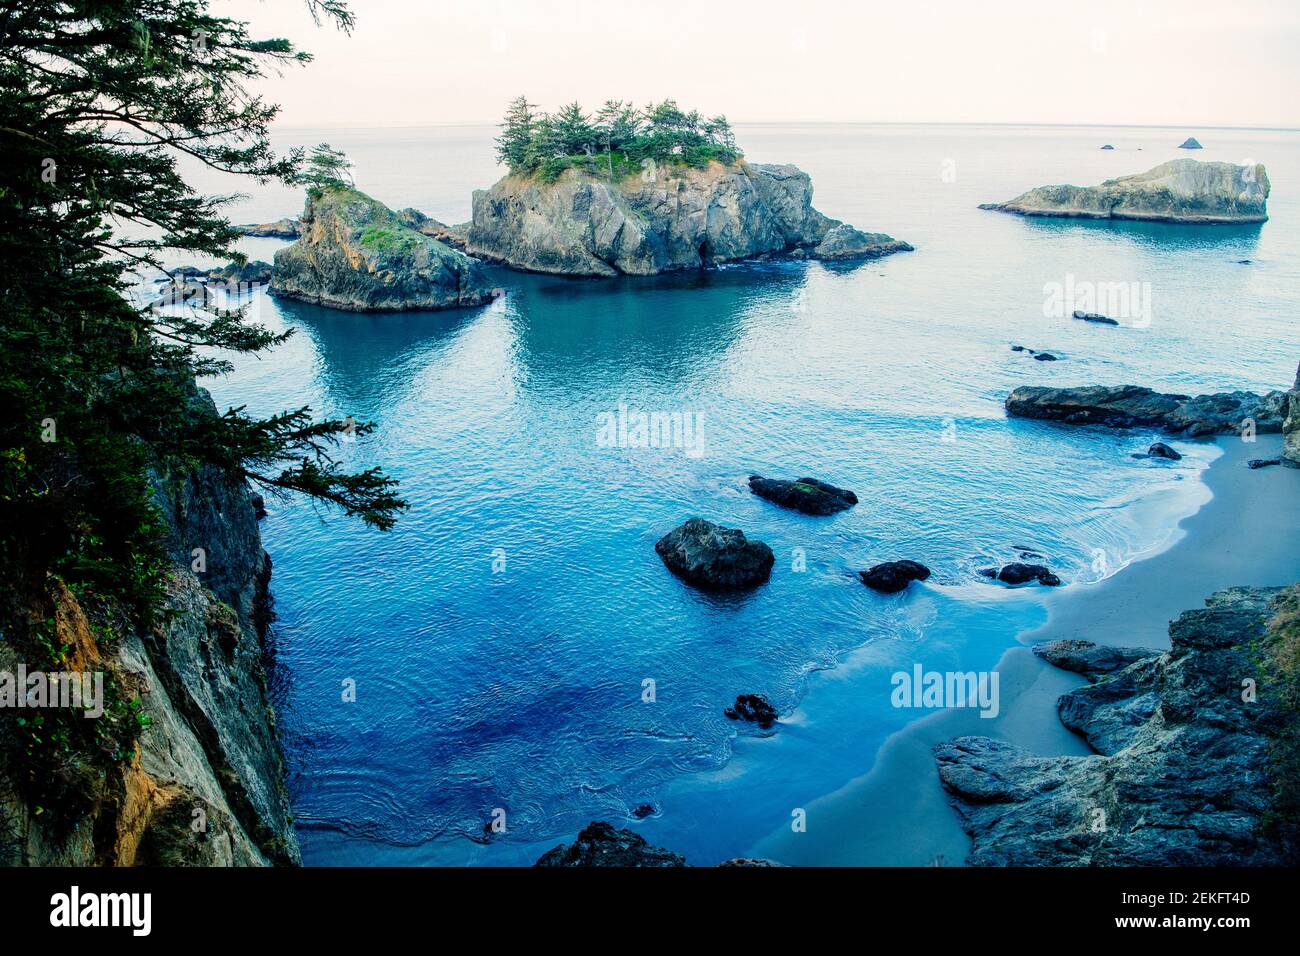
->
[223,0,1300,128]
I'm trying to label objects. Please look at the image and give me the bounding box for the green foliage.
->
[0,0,407,822]
[497,96,740,177]
[1258,588,1300,859]
[298,142,353,191]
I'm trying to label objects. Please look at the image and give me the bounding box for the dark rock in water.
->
[250,493,267,520]
[207,260,273,284]
[1146,441,1182,460]
[936,586,1298,865]
[1178,137,1203,149]
[1100,144,1114,150]
[535,821,687,867]
[747,475,857,515]
[631,803,656,819]
[1071,309,1119,325]
[654,518,774,590]
[979,563,1061,587]
[271,185,497,312]
[172,264,209,278]
[1010,344,1027,352]
[1032,352,1059,362]
[1005,383,1288,437]
[1238,259,1253,265]
[812,223,914,261]
[859,560,932,594]
[717,858,784,867]
[724,693,779,729]
[234,217,301,239]
[1031,639,1157,682]
[1248,458,1282,470]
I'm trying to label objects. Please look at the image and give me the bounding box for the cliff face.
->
[1284,364,1300,466]
[467,161,912,276]
[980,159,1270,224]
[935,586,1298,866]
[271,186,497,312]
[0,388,298,866]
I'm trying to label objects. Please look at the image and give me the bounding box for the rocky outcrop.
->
[980,159,1269,224]
[270,186,497,312]
[0,386,297,866]
[397,208,470,251]
[535,822,687,867]
[1141,441,1182,461]
[859,560,932,594]
[468,161,911,276]
[1005,383,1288,437]
[747,475,857,515]
[1284,363,1300,467]
[936,586,1299,866]
[207,260,273,284]
[979,563,1061,586]
[654,518,774,591]
[1030,639,1157,681]
[1178,137,1203,149]
[234,218,301,239]
[724,693,779,729]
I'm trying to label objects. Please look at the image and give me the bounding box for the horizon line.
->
[269,119,1300,134]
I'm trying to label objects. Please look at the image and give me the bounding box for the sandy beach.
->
[752,434,1300,866]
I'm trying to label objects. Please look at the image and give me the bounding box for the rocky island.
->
[467,97,911,276]
[270,159,497,312]
[980,158,1269,224]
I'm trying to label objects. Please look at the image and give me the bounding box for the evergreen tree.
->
[551,101,596,156]
[494,94,536,171]
[300,142,353,190]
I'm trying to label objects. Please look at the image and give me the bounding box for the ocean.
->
[175,122,1299,865]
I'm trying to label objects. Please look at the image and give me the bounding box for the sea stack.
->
[468,161,912,276]
[270,186,497,312]
[1178,137,1204,149]
[979,159,1269,224]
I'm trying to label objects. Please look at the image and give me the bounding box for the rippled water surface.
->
[182,123,1299,864]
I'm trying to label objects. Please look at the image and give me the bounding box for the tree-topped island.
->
[469,96,913,276]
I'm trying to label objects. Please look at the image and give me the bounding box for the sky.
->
[222,0,1300,129]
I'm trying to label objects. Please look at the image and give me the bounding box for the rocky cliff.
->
[467,161,912,276]
[0,388,298,866]
[980,159,1270,224]
[1284,364,1300,466]
[271,186,497,311]
[935,586,1299,866]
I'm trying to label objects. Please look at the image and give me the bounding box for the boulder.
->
[1031,639,1157,681]
[270,186,497,312]
[535,822,687,867]
[935,586,1298,865]
[1248,458,1282,470]
[724,693,779,729]
[1071,310,1118,325]
[234,217,301,239]
[654,518,775,591]
[468,160,911,276]
[747,475,858,515]
[859,560,932,594]
[979,159,1268,224]
[812,223,914,261]
[979,563,1061,587]
[1005,384,1288,436]
[1145,441,1182,460]
[207,260,273,285]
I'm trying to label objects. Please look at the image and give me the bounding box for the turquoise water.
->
[181,124,1299,865]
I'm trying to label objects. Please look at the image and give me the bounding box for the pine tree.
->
[495,95,536,171]
[300,143,354,190]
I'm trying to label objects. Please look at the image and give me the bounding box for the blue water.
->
[175,123,1299,865]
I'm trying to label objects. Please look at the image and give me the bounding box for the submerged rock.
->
[1249,458,1282,470]
[1005,383,1288,436]
[654,518,775,590]
[936,586,1299,865]
[468,161,911,276]
[979,159,1268,224]
[535,822,687,867]
[724,693,779,729]
[747,475,858,515]
[859,560,932,594]
[271,186,497,312]
[234,217,301,239]
[979,563,1061,587]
